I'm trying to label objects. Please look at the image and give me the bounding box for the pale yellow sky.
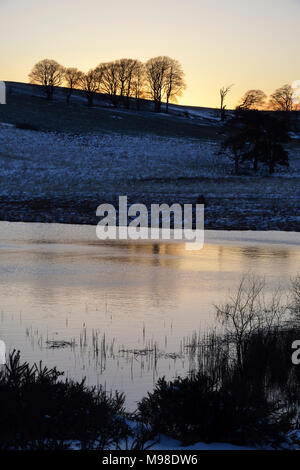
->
[0,0,299,108]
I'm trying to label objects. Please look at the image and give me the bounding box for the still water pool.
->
[0,222,299,410]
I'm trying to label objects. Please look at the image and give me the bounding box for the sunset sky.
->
[0,0,299,108]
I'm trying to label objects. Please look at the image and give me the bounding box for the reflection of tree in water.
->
[126,243,181,309]
[240,246,290,259]
[152,244,160,255]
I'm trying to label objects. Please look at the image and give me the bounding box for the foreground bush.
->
[137,371,294,448]
[0,350,130,450]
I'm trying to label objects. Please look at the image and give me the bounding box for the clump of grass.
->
[0,350,130,450]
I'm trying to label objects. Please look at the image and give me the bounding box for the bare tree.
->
[113,58,142,108]
[164,59,186,113]
[236,89,267,111]
[95,59,145,109]
[131,61,145,110]
[269,84,294,112]
[29,59,65,100]
[219,84,233,121]
[116,58,129,101]
[101,61,121,107]
[216,276,265,367]
[216,275,287,368]
[145,56,170,112]
[80,68,102,106]
[64,67,83,104]
[124,59,140,109]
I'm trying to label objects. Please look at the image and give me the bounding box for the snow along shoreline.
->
[0,221,299,248]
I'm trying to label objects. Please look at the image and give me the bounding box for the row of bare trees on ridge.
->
[29,58,299,116]
[29,57,186,112]
[219,85,299,121]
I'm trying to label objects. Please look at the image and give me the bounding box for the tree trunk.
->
[166,97,169,114]
[112,95,118,108]
[154,100,161,113]
[236,342,242,369]
[220,96,224,121]
[88,94,93,107]
[46,87,52,100]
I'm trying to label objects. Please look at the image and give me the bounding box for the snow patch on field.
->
[0,127,220,198]
[1,126,299,200]
[0,127,299,230]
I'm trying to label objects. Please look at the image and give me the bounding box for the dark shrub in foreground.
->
[137,373,293,448]
[0,351,130,450]
[138,326,300,448]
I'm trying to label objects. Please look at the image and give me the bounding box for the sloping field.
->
[0,121,299,230]
[0,82,299,230]
[0,82,221,139]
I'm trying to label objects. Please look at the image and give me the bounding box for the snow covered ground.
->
[68,435,257,451]
[67,424,300,450]
[0,124,300,230]
[0,125,220,197]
